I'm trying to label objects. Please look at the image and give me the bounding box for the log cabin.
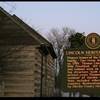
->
[0,7,57,97]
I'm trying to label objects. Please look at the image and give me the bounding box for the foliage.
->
[68,32,85,49]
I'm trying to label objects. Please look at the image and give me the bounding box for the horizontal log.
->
[1,58,36,62]
[5,86,35,90]
[2,75,34,79]
[1,74,34,78]
[2,63,35,67]
[2,65,34,70]
[1,58,41,62]
[1,71,34,75]
[4,93,34,97]
[2,25,21,30]
[5,83,34,87]
[4,54,36,58]
[0,45,38,49]
[0,61,35,66]
[3,77,35,81]
[4,80,34,83]
[4,89,34,93]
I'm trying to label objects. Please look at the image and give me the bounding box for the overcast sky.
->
[0,2,100,37]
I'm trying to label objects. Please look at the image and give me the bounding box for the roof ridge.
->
[12,14,51,45]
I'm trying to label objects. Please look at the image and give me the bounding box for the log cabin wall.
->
[0,45,55,97]
[42,54,55,97]
[35,54,55,97]
[0,45,41,97]
[47,54,55,96]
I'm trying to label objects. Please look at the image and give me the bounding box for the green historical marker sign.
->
[63,33,100,96]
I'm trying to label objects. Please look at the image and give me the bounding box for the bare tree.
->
[46,27,76,96]
[47,27,75,73]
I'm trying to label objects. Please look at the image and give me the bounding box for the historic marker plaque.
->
[65,33,100,94]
